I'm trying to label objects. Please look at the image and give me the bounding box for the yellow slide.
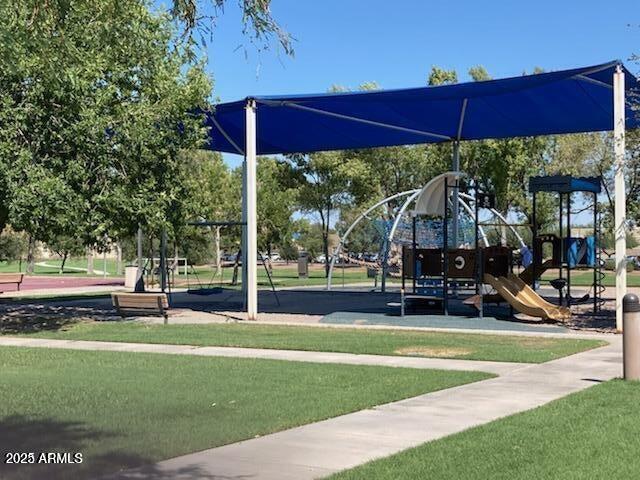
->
[483,273,570,322]
[478,259,555,304]
[506,273,571,320]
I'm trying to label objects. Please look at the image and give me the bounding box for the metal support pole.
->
[451,141,460,248]
[443,179,449,316]
[567,193,572,308]
[559,193,563,284]
[614,65,627,332]
[531,192,537,290]
[134,226,145,292]
[245,99,258,320]
[475,186,479,296]
[593,192,598,313]
[160,229,167,293]
[475,186,484,318]
[412,215,417,295]
[623,293,640,380]
[241,157,248,297]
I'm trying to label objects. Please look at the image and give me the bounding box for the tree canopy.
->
[0,0,211,251]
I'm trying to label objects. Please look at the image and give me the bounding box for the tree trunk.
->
[231,247,242,286]
[86,247,94,275]
[26,236,35,275]
[116,242,123,276]
[215,226,221,276]
[60,252,68,274]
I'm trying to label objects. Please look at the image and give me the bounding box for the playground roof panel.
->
[528,175,602,194]
[205,60,640,155]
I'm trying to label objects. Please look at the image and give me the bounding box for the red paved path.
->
[4,275,124,292]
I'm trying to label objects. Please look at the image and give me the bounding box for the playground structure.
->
[206,61,636,329]
[327,172,526,292]
[529,175,603,313]
[397,172,572,322]
[328,171,599,323]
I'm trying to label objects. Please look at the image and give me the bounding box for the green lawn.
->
[329,379,640,480]
[0,347,489,480]
[0,258,387,288]
[23,322,606,364]
[0,258,121,277]
[540,269,640,287]
[3,257,640,288]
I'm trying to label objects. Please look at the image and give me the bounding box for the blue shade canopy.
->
[529,176,602,194]
[205,61,640,155]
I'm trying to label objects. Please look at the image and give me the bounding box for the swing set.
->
[187,220,280,305]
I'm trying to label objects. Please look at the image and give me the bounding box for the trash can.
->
[298,253,309,278]
[124,266,139,290]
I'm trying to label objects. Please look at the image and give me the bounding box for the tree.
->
[0,0,211,259]
[335,208,382,258]
[0,228,28,264]
[47,234,85,274]
[32,1,292,54]
[286,151,368,276]
[458,66,552,244]
[257,158,298,255]
[169,0,292,54]
[427,66,457,86]
[279,239,298,264]
[295,219,327,261]
[468,65,491,82]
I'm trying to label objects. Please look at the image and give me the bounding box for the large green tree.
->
[0,1,211,262]
[257,158,298,255]
[286,151,369,275]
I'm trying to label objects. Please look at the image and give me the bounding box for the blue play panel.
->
[320,311,570,333]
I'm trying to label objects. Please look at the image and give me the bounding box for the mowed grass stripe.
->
[24,322,606,363]
[0,346,490,480]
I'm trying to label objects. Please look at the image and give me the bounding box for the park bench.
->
[111,293,170,324]
[0,273,24,293]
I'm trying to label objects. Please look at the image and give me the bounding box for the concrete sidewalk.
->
[0,335,621,480]
[107,338,619,480]
[0,336,528,376]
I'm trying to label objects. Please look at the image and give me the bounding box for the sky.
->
[196,0,638,224]
[205,0,639,102]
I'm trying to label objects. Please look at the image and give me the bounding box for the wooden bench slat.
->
[0,273,23,281]
[111,293,169,324]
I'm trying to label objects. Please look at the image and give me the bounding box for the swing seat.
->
[569,293,590,303]
[187,287,223,296]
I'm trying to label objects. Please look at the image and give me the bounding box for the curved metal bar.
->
[327,190,418,290]
[387,189,422,245]
[459,192,526,248]
[458,197,489,247]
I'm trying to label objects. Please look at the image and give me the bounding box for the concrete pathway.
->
[35,261,110,276]
[118,340,621,480]
[0,337,527,376]
[0,335,621,479]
